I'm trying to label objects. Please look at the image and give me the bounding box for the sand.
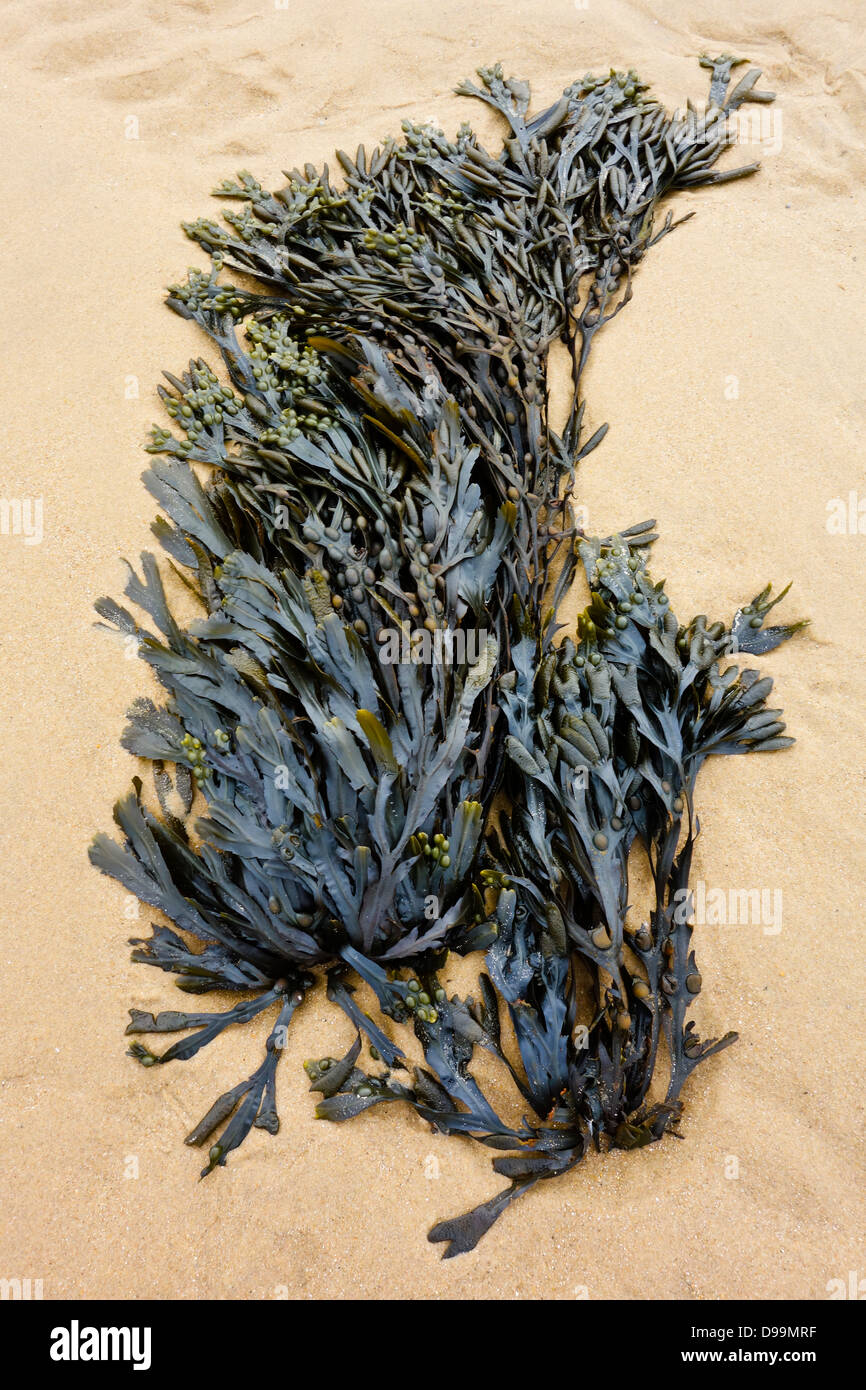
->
[1,0,864,1300]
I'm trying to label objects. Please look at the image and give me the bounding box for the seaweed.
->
[313,530,804,1253]
[91,54,801,1250]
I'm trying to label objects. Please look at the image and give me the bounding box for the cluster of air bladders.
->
[91,56,805,1254]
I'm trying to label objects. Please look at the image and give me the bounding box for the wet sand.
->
[0,0,864,1298]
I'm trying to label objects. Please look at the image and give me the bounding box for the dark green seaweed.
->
[91,55,802,1250]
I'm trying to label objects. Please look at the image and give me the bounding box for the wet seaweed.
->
[312,532,804,1253]
[91,55,802,1245]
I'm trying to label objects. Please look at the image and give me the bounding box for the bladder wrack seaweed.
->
[91,55,804,1254]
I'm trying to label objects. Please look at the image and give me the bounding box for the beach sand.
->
[1,0,864,1299]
